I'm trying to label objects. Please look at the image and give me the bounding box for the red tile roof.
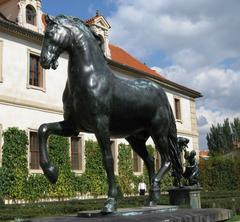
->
[109,44,165,79]
[199,151,209,157]
[0,0,9,6]
[85,14,100,25]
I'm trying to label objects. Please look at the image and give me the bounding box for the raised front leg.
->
[38,120,78,184]
[94,116,118,214]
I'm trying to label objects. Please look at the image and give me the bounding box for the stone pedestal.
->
[31,208,233,222]
[168,186,202,208]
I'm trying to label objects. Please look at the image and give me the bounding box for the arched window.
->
[26,5,36,25]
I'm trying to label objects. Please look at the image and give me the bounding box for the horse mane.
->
[54,15,105,56]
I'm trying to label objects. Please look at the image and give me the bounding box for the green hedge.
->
[0,195,169,221]
[199,156,240,191]
[0,127,173,202]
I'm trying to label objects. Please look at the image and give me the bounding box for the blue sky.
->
[42,0,171,68]
[41,1,240,150]
[42,0,116,21]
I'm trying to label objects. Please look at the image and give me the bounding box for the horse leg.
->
[38,120,78,184]
[146,127,171,206]
[126,133,155,188]
[94,117,117,213]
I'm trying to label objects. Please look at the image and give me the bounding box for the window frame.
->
[27,49,46,92]
[132,150,143,175]
[0,40,3,83]
[70,134,85,174]
[26,4,37,26]
[28,129,41,173]
[174,97,182,122]
[155,151,161,172]
[110,140,118,175]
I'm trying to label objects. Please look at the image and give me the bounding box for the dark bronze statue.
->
[183,150,199,186]
[38,14,182,213]
[173,137,199,187]
[172,137,190,186]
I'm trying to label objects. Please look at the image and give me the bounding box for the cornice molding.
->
[0,94,63,114]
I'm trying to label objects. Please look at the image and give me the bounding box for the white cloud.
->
[153,65,240,149]
[107,0,240,149]
[108,0,240,70]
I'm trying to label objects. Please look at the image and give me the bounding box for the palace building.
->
[0,0,202,176]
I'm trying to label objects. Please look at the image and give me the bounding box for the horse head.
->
[40,14,104,70]
[40,15,71,70]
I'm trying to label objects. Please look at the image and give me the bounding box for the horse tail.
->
[168,106,183,178]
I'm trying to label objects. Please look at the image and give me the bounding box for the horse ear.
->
[45,14,55,25]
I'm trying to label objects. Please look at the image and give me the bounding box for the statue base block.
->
[168,186,202,208]
[78,205,178,218]
[31,208,233,222]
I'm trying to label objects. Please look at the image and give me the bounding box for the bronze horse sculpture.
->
[38,14,182,213]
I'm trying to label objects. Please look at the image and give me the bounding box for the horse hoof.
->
[144,198,157,207]
[101,198,117,214]
[144,187,161,207]
[43,165,59,184]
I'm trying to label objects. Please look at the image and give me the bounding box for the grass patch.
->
[227,215,240,221]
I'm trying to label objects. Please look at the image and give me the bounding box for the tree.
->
[207,124,224,155]
[207,118,240,156]
[231,118,240,142]
[221,119,233,153]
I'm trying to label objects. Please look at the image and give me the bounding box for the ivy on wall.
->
[80,140,108,197]
[0,128,28,200]
[47,135,75,198]
[0,127,174,201]
[117,143,136,195]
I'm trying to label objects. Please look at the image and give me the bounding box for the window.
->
[29,131,40,170]
[29,53,43,88]
[71,136,83,171]
[155,151,161,172]
[133,151,142,173]
[110,140,117,173]
[26,5,36,25]
[0,124,2,167]
[174,98,181,120]
[0,40,3,83]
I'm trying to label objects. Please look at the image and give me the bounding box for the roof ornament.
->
[96,10,100,16]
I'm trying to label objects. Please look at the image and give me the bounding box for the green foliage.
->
[24,174,49,201]
[0,128,174,202]
[117,143,136,195]
[199,156,240,191]
[207,118,240,155]
[47,135,75,198]
[0,195,169,220]
[80,140,108,197]
[231,118,240,142]
[200,191,240,215]
[0,128,28,200]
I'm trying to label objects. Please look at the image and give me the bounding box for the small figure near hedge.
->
[183,150,199,186]
[172,137,200,187]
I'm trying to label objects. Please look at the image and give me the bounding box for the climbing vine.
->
[0,128,28,200]
[0,127,173,201]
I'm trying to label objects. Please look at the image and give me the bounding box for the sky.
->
[42,0,240,150]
